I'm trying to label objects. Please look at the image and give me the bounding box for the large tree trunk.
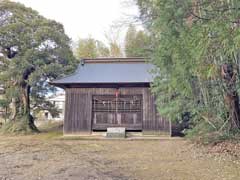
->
[221,64,240,130]
[19,81,39,132]
[21,82,30,115]
[224,93,240,129]
[10,97,17,121]
[2,66,39,133]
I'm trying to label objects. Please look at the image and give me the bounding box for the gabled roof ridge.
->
[81,57,146,64]
[50,59,155,87]
[82,57,145,60]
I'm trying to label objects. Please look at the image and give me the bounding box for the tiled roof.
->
[51,58,155,85]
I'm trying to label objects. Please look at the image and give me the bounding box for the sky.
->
[12,0,140,44]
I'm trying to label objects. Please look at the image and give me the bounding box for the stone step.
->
[106,127,126,138]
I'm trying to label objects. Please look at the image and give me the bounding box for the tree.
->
[75,25,125,58]
[96,40,110,57]
[105,26,124,57]
[109,41,123,57]
[125,24,150,57]
[136,0,240,136]
[0,1,76,132]
[125,25,137,56]
[75,38,97,59]
[75,37,110,59]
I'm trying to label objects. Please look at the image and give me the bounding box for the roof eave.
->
[49,82,151,88]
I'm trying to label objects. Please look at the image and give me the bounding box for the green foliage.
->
[31,94,61,118]
[76,38,98,59]
[186,120,240,145]
[0,99,8,108]
[75,37,110,59]
[104,26,124,57]
[0,1,76,129]
[125,25,151,57]
[137,0,240,139]
[74,36,124,59]
[109,41,123,57]
[75,25,150,59]
[96,41,110,57]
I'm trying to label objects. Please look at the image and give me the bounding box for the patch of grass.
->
[0,120,63,139]
[37,131,63,140]
[0,120,38,135]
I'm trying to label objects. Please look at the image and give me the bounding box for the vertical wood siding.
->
[64,89,91,133]
[64,87,171,135]
[142,88,171,135]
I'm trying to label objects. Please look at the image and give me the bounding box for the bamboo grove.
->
[136,0,240,137]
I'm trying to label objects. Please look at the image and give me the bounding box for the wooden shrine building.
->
[51,58,171,136]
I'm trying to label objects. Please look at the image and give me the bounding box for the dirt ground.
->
[0,125,240,180]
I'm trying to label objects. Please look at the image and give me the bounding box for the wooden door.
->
[92,95,142,130]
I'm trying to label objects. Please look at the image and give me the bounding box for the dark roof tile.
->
[51,58,155,85]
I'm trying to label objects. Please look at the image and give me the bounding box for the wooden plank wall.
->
[64,87,171,135]
[142,89,171,135]
[64,89,92,133]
